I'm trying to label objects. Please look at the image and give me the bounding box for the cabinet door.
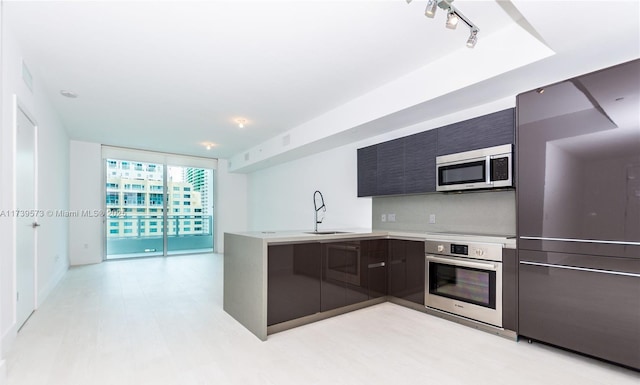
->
[519,250,640,369]
[363,239,388,299]
[437,108,515,156]
[404,130,437,194]
[376,138,405,196]
[321,241,365,312]
[388,240,425,305]
[357,145,377,197]
[387,240,406,298]
[403,241,425,305]
[268,243,321,326]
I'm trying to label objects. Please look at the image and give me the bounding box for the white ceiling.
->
[3,0,640,162]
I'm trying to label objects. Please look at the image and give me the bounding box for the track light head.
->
[446,9,459,29]
[466,28,478,48]
[425,0,437,18]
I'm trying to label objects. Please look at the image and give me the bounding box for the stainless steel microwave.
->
[436,144,513,192]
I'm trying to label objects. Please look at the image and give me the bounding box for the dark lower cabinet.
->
[363,239,388,299]
[267,243,321,326]
[388,240,425,305]
[519,250,640,370]
[268,239,427,328]
[321,241,368,312]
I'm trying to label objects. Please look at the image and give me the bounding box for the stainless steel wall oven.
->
[425,240,503,327]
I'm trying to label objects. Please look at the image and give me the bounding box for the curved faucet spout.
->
[313,190,326,232]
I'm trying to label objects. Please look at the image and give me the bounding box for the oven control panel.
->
[425,240,503,262]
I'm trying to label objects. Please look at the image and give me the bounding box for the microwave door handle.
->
[485,156,492,185]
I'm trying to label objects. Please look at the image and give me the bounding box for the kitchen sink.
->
[304,231,351,235]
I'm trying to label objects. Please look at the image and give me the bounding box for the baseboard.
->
[1,325,16,359]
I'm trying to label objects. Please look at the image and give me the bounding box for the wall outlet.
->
[429,214,436,224]
[381,214,387,222]
[388,213,396,222]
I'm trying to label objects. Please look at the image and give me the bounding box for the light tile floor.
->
[5,253,639,385]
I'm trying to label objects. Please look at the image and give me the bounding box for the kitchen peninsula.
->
[224,230,516,341]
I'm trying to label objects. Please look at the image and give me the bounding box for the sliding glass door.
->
[166,165,214,255]
[105,159,214,259]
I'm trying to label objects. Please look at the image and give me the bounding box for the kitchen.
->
[1,1,639,384]
[225,58,640,370]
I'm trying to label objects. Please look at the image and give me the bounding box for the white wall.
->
[68,141,103,265]
[247,142,372,232]
[1,27,69,355]
[245,98,516,233]
[33,76,69,307]
[214,159,247,253]
[0,2,6,380]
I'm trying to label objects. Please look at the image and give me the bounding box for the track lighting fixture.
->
[410,0,480,48]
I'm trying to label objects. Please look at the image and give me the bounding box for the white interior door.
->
[16,105,37,330]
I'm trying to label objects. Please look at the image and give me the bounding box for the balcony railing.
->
[106,215,214,257]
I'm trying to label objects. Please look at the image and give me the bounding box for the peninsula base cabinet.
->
[321,241,368,312]
[267,243,321,326]
[268,240,390,326]
[518,251,640,370]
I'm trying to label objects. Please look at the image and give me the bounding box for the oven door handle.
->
[426,255,499,271]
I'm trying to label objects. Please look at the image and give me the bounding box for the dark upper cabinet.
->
[436,108,515,156]
[357,145,377,197]
[388,240,425,305]
[267,243,321,326]
[404,130,437,194]
[376,138,405,196]
[356,131,437,197]
[357,109,513,197]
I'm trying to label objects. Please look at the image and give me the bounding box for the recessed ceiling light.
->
[235,118,247,128]
[201,141,216,150]
[60,90,78,98]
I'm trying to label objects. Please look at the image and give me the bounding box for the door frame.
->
[13,96,39,330]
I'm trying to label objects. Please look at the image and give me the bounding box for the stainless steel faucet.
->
[313,190,326,233]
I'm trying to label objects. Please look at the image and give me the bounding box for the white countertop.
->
[226,229,516,248]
